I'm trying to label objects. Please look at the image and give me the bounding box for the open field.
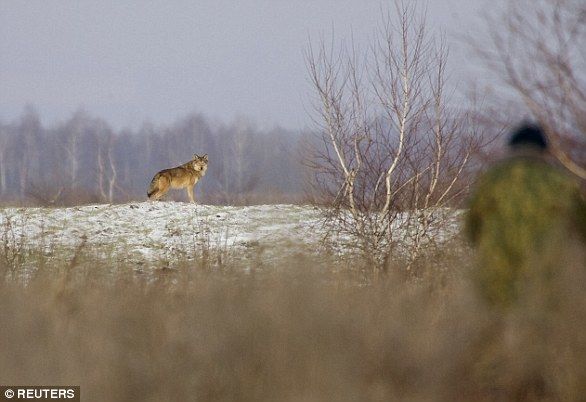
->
[0,203,461,278]
[0,203,328,281]
[1,203,585,401]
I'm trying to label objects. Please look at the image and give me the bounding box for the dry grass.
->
[1,246,585,402]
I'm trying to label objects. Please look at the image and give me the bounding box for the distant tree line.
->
[0,106,306,206]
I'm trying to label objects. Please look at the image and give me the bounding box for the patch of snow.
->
[0,203,462,273]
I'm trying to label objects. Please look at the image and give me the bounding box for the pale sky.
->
[0,0,489,130]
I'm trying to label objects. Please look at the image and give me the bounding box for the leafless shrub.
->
[0,213,26,278]
[26,183,64,206]
[305,1,485,270]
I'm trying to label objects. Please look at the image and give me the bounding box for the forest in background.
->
[0,107,306,206]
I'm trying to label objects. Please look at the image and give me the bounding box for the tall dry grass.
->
[1,245,585,402]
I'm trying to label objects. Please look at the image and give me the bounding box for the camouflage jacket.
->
[464,156,586,307]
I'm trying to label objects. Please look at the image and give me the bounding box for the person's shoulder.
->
[489,155,569,178]
[476,157,537,183]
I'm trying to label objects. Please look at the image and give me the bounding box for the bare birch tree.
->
[97,130,119,203]
[476,0,586,178]
[305,1,481,271]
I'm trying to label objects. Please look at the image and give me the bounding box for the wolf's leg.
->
[187,186,195,203]
[149,179,169,201]
[155,177,171,201]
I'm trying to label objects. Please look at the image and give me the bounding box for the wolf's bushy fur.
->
[147,154,208,203]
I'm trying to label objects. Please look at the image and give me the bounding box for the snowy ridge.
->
[0,203,462,271]
[0,203,324,267]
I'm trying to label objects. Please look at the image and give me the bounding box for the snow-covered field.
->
[0,203,327,268]
[0,203,462,274]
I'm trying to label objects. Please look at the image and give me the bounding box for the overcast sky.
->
[0,0,490,130]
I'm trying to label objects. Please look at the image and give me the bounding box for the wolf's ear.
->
[202,154,208,161]
[193,154,199,160]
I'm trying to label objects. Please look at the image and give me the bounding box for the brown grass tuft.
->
[1,247,585,401]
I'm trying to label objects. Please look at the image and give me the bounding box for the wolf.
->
[147,154,208,203]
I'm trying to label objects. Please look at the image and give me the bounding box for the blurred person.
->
[464,123,586,309]
[464,123,586,399]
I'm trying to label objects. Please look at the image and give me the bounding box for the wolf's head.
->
[192,154,209,173]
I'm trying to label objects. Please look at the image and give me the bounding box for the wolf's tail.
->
[147,174,160,198]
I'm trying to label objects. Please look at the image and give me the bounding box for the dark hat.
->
[508,123,548,150]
